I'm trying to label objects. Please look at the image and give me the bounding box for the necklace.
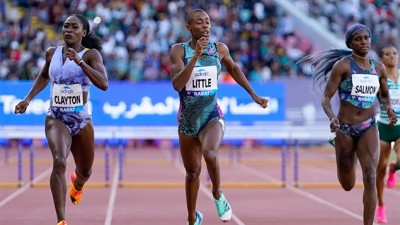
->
[352,52,368,59]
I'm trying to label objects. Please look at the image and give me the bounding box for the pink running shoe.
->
[376,205,387,223]
[387,161,397,189]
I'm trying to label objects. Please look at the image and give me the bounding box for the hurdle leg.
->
[118,142,125,181]
[170,139,179,161]
[105,143,110,182]
[29,141,35,182]
[5,146,9,163]
[17,140,23,185]
[236,147,242,162]
[293,140,299,187]
[2,139,9,163]
[228,146,234,162]
[281,140,287,187]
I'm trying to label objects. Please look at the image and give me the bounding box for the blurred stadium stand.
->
[1,0,397,82]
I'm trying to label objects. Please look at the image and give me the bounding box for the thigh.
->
[356,125,379,171]
[335,130,357,173]
[198,119,224,151]
[394,138,400,154]
[70,122,95,170]
[45,116,72,159]
[378,140,392,167]
[179,132,202,170]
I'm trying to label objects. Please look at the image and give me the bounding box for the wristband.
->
[77,59,84,65]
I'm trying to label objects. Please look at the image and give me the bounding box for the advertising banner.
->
[0,81,285,126]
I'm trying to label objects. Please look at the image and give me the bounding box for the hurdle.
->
[112,125,292,188]
[289,126,380,188]
[1,124,341,189]
[0,125,114,187]
[0,126,44,187]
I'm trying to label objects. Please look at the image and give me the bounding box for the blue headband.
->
[345,23,371,48]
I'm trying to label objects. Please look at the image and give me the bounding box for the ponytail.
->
[72,14,102,52]
[298,49,351,92]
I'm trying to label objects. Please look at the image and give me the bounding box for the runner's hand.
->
[253,95,268,108]
[66,47,81,64]
[195,37,207,57]
[14,100,29,114]
[387,108,397,125]
[330,117,340,132]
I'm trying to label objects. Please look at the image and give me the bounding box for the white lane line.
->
[385,188,400,196]
[104,159,120,225]
[299,164,400,197]
[0,167,51,207]
[234,163,282,183]
[173,160,246,225]
[285,185,379,225]
[198,183,246,225]
[240,163,379,225]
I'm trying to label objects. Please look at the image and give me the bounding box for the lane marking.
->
[104,159,120,225]
[198,182,246,225]
[172,160,246,225]
[240,164,379,225]
[286,185,379,225]
[384,188,400,196]
[234,163,282,183]
[298,164,400,196]
[0,167,51,207]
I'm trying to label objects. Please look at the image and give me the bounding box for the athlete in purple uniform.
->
[14,14,108,225]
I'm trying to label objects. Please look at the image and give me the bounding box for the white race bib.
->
[350,74,379,102]
[185,66,218,96]
[390,89,400,110]
[52,83,84,111]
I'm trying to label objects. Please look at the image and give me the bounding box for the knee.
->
[376,165,387,180]
[186,167,201,182]
[76,169,92,180]
[341,182,354,192]
[363,169,376,188]
[203,148,218,161]
[52,156,67,172]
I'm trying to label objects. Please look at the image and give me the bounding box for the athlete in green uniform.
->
[169,8,268,225]
[375,45,400,223]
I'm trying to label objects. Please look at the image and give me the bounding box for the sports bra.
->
[338,56,380,109]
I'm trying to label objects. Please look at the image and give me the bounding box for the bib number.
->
[350,74,379,102]
[390,89,400,110]
[185,66,218,96]
[52,83,84,112]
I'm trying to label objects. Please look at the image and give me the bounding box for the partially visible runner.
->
[169,8,268,225]
[298,23,397,225]
[14,14,108,225]
[375,44,400,223]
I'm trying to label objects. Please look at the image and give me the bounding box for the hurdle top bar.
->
[0,123,332,141]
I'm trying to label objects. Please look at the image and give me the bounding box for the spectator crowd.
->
[292,0,399,52]
[0,0,398,82]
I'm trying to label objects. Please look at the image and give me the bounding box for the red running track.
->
[0,145,399,225]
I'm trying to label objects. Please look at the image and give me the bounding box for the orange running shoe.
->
[57,220,67,225]
[70,172,84,205]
